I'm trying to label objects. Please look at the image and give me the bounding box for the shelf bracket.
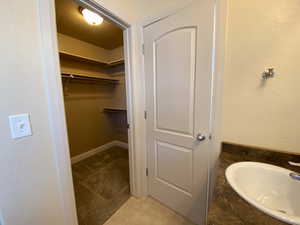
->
[62,75,73,96]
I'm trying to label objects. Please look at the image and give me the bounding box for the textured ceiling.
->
[55,0,123,49]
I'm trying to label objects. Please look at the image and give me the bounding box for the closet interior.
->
[55,0,130,225]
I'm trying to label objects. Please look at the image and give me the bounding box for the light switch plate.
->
[8,113,32,139]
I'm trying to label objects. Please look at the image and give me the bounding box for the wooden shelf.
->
[60,66,120,81]
[108,71,125,77]
[59,51,106,65]
[106,59,124,67]
[59,51,124,67]
[103,107,127,113]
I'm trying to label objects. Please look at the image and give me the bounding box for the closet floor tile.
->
[72,147,130,225]
[72,162,93,181]
[84,158,129,199]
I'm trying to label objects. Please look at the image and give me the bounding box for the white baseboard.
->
[113,140,128,149]
[71,140,128,164]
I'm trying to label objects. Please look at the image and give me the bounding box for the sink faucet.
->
[288,161,300,181]
[290,173,300,181]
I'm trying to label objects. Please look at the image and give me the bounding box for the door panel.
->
[154,28,196,136]
[156,141,193,193]
[144,1,215,224]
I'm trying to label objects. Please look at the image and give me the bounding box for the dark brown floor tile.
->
[84,158,129,200]
[72,147,130,225]
[86,147,128,172]
[72,161,93,181]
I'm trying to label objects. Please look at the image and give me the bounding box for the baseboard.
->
[113,140,128,149]
[71,140,129,164]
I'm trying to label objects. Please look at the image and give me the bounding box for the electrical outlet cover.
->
[8,113,32,139]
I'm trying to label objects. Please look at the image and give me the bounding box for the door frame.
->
[38,0,143,224]
[37,0,227,224]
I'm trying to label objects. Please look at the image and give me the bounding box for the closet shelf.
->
[59,51,106,65]
[108,71,125,77]
[61,73,119,84]
[103,107,127,113]
[106,59,124,67]
[59,52,124,67]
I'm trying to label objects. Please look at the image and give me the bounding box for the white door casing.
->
[144,1,215,224]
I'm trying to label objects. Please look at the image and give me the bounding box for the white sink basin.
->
[226,162,300,225]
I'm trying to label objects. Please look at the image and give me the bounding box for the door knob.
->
[196,133,206,142]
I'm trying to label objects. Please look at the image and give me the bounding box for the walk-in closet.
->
[55,0,130,224]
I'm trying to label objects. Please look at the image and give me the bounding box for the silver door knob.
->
[196,133,206,141]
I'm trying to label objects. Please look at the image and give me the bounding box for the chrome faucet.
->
[290,173,300,181]
[262,68,275,80]
[288,161,300,181]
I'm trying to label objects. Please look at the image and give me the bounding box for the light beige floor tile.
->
[104,197,195,225]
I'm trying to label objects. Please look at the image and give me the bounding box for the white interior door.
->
[144,1,215,224]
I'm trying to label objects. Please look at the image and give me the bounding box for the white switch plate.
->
[8,113,32,139]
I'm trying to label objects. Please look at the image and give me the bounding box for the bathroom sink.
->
[226,162,300,225]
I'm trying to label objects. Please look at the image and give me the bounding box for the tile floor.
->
[104,197,195,225]
[72,147,130,225]
[72,144,300,225]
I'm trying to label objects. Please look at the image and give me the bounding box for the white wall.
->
[92,0,139,22]
[134,0,194,22]
[222,0,300,153]
[0,0,201,225]
[94,0,194,23]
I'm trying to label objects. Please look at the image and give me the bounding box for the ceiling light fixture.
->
[80,7,103,25]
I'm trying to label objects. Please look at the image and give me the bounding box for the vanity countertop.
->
[207,143,300,225]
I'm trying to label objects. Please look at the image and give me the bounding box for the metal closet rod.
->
[61,73,119,84]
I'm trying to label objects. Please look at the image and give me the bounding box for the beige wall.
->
[62,70,128,157]
[0,1,132,224]
[58,33,110,63]
[58,33,125,64]
[0,1,66,225]
[59,34,127,157]
[94,0,194,22]
[222,0,300,153]
[63,81,116,157]
[109,75,128,143]
[109,46,124,63]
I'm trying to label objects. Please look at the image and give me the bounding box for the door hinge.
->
[146,168,149,176]
[142,44,145,55]
[144,110,147,119]
[127,124,130,129]
[209,133,212,140]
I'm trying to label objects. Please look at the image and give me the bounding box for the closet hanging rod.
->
[61,73,119,84]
